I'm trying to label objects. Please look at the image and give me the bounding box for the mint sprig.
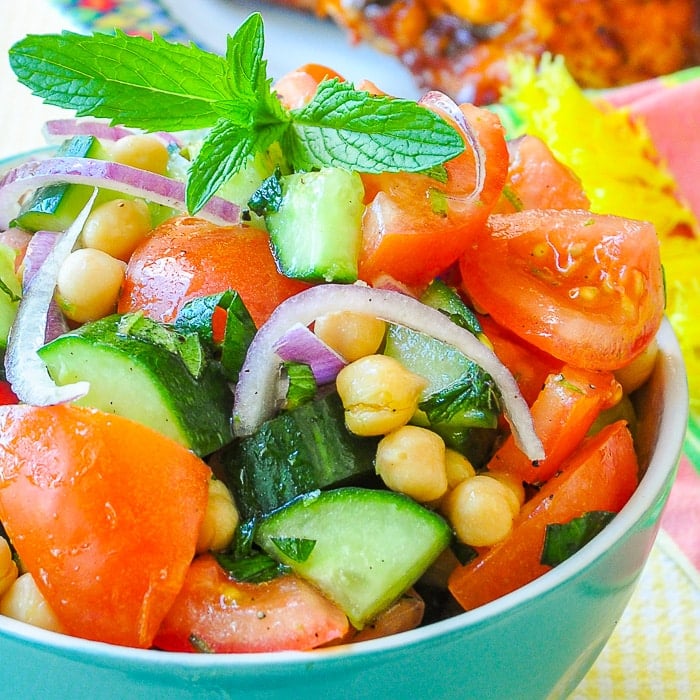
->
[9,13,465,214]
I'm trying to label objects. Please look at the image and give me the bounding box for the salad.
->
[0,14,666,652]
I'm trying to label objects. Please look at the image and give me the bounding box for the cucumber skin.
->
[225,393,378,520]
[38,315,233,456]
[266,168,365,283]
[255,487,452,629]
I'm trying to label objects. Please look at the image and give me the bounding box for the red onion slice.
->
[419,91,486,205]
[0,157,240,228]
[272,322,347,384]
[43,119,135,143]
[42,119,182,148]
[4,192,97,405]
[234,284,544,462]
[21,230,69,342]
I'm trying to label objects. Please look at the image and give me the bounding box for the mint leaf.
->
[419,364,500,427]
[281,361,317,410]
[218,294,257,382]
[117,313,205,379]
[248,168,284,216]
[225,13,266,101]
[184,14,290,214]
[186,119,259,214]
[173,289,256,382]
[9,30,232,131]
[285,80,465,173]
[214,550,288,584]
[271,536,316,563]
[541,511,616,567]
[224,13,283,124]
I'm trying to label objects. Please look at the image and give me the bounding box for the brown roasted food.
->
[271,0,700,103]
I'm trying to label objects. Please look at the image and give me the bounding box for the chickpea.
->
[0,572,64,633]
[81,198,152,261]
[0,536,18,598]
[314,311,386,362]
[196,478,240,554]
[336,354,427,435]
[56,248,126,323]
[109,134,170,175]
[376,425,448,502]
[442,475,518,547]
[615,337,659,394]
[486,470,526,512]
[444,449,476,489]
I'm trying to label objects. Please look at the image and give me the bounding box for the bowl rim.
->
[0,312,688,665]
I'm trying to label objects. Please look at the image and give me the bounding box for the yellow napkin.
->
[573,531,700,698]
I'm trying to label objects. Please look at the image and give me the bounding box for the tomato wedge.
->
[478,313,562,406]
[153,554,349,652]
[273,63,345,109]
[493,134,590,214]
[0,404,211,648]
[488,365,622,484]
[448,420,638,611]
[358,103,508,287]
[459,209,665,370]
[118,217,310,328]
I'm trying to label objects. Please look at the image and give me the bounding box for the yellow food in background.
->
[498,54,698,237]
[497,54,699,414]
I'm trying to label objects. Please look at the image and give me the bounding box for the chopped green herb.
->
[271,536,317,563]
[175,290,256,382]
[214,550,289,584]
[501,184,524,211]
[419,365,501,426]
[117,313,205,379]
[189,634,215,654]
[281,361,317,410]
[248,168,284,217]
[452,541,478,566]
[428,188,449,217]
[541,511,616,567]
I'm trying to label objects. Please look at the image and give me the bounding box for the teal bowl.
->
[0,319,688,699]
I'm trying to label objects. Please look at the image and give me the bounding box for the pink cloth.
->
[661,455,700,570]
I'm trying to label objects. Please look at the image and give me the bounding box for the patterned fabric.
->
[50,0,189,40]
[573,531,700,698]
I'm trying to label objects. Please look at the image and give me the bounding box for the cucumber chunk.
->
[385,280,485,400]
[384,281,500,461]
[217,149,282,228]
[0,243,21,350]
[420,279,482,336]
[37,314,233,456]
[255,487,451,629]
[265,168,364,282]
[225,392,378,520]
[13,136,109,232]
